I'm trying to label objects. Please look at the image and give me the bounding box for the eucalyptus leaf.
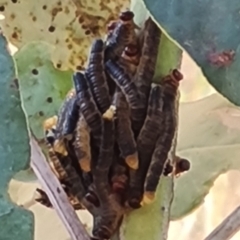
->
[0,0,130,70]
[15,41,72,140]
[172,93,240,219]
[143,0,240,106]
[0,33,34,240]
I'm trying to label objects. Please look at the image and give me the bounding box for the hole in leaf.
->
[46,97,53,103]
[32,69,38,75]
[38,111,44,116]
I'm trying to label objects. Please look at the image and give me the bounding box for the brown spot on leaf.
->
[11,0,17,3]
[78,16,84,24]
[85,29,91,35]
[12,32,18,39]
[42,5,47,10]
[48,26,55,32]
[56,63,61,68]
[32,16,37,21]
[67,44,73,49]
[0,6,5,11]
[208,50,235,67]
[10,13,15,20]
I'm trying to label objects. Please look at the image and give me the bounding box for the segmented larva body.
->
[118,43,140,77]
[112,87,138,170]
[136,18,161,98]
[55,152,87,203]
[127,84,164,208]
[73,114,91,172]
[93,106,115,201]
[142,69,183,204]
[83,107,124,240]
[85,39,111,114]
[105,10,138,60]
[53,89,79,156]
[42,116,86,208]
[73,71,102,144]
[92,193,124,240]
[131,18,161,135]
[105,60,139,111]
[43,116,68,180]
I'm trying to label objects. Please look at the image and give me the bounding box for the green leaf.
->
[143,0,240,106]
[0,0,130,70]
[0,33,34,239]
[171,93,240,219]
[118,1,182,240]
[15,41,72,140]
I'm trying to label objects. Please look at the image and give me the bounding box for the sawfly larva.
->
[85,39,111,114]
[73,71,102,144]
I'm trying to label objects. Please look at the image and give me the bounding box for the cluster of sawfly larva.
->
[35,10,190,240]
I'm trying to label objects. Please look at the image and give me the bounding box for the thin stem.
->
[30,136,91,240]
[204,206,240,240]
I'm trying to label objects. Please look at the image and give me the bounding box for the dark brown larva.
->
[73,114,91,172]
[142,69,183,204]
[135,18,161,98]
[118,43,140,77]
[43,116,68,180]
[85,39,111,114]
[105,59,139,111]
[51,89,79,158]
[131,18,161,135]
[73,71,102,144]
[127,83,164,208]
[83,106,125,240]
[105,10,138,61]
[112,87,138,169]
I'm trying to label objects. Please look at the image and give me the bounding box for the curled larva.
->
[127,84,164,208]
[73,114,91,172]
[105,10,138,60]
[73,71,102,144]
[112,87,138,170]
[85,39,111,114]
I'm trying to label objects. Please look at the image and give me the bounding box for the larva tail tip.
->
[79,158,91,172]
[142,192,155,205]
[54,140,68,156]
[125,153,139,169]
[102,105,116,120]
[43,116,58,130]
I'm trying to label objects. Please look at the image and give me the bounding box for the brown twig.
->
[204,206,240,240]
[30,136,90,240]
